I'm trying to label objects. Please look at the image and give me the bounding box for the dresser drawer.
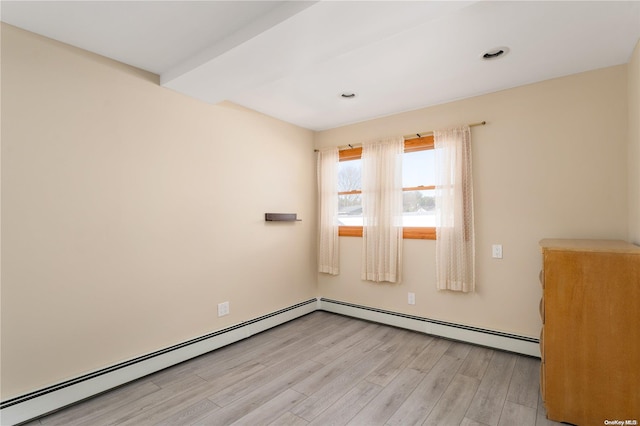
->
[540,360,546,403]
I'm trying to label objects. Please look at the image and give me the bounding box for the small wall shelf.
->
[265,213,301,222]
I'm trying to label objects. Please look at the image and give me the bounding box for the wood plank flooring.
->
[27,312,564,426]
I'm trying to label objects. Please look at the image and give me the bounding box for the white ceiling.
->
[2,1,639,131]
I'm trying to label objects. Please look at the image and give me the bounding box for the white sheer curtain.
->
[361,136,404,283]
[434,126,475,292]
[317,147,340,275]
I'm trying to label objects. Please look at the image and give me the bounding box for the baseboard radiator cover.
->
[2,297,539,425]
[318,298,540,358]
[0,298,318,426]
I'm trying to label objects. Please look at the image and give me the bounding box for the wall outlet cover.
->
[218,301,230,317]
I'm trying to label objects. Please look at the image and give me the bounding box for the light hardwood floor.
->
[27,312,563,426]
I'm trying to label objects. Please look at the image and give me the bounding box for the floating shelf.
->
[265,213,301,222]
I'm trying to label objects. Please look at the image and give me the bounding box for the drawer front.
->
[540,361,546,403]
[539,297,544,324]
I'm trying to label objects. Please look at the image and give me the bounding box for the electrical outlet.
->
[492,244,503,259]
[218,301,229,317]
[408,292,416,305]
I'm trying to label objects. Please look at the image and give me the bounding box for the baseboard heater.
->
[317,298,540,358]
[2,297,539,425]
[0,298,318,426]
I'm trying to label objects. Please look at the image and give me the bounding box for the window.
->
[337,136,436,239]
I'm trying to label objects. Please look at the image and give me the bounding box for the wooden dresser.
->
[539,239,640,425]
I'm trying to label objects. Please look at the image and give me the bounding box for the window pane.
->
[338,159,362,192]
[338,159,363,225]
[403,150,435,188]
[403,189,435,227]
[338,194,363,226]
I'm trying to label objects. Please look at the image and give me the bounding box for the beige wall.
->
[315,65,629,338]
[0,24,316,398]
[629,40,640,245]
[2,20,636,403]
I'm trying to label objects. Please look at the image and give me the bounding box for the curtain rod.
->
[314,121,486,152]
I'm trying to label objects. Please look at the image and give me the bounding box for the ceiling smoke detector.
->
[482,47,509,60]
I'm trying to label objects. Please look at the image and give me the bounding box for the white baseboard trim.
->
[318,298,540,358]
[0,299,318,426]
